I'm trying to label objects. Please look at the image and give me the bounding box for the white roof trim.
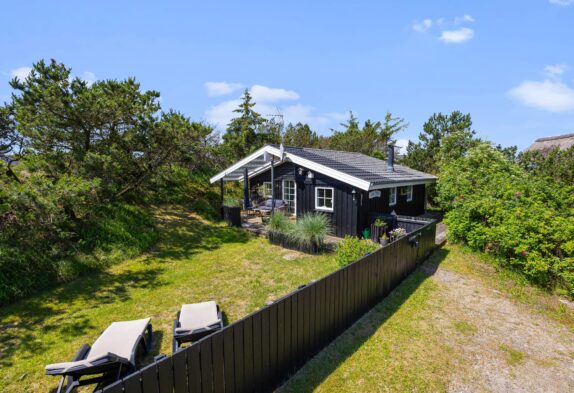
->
[209,146,276,183]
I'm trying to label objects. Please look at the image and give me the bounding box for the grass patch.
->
[0,206,338,393]
[453,320,478,335]
[499,344,525,366]
[279,260,455,393]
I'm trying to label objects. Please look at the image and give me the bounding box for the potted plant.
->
[389,227,407,241]
[223,196,242,227]
[380,232,389,246]
[371,218,388,243]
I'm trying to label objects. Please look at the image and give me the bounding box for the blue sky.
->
[2,0,574,151]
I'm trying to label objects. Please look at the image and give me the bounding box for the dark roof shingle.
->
[277,145,437,186]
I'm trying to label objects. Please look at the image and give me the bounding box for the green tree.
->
[404,111,475,174]
[329,111,406,157]
[518,146,574,184]
[283,122,319,147]
[222,89,265,160]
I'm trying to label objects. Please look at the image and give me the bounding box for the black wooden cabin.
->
[210,145,436,238]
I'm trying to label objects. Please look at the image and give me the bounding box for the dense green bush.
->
[335,236,380,266]
[437,144,574,296]
[0,199,157,305]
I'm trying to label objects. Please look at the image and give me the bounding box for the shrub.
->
[438,143,574,297]
[335,236,380,266]
[223,195,241,207]
[288,212,332,250]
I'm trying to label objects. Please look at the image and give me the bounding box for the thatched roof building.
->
[527,133,574,151]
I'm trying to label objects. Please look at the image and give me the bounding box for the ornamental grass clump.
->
[266,211,294,234]
[288,212,332,251]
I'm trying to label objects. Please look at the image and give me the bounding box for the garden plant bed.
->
[268,231,322,254]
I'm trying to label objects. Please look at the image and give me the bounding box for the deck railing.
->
[100,218,437,393]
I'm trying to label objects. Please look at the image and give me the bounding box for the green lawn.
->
[0,206,338,393]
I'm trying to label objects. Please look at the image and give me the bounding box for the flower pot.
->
[380,238,389,246]
[223,206,241,227]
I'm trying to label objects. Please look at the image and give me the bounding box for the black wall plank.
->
[200,338,214,393]
[211,333,225,393]
[243,317,254,393]
[252,312,262,393]
[233,322,245,393]
[141,363,159,393]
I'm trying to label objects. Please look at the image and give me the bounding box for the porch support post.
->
[271,157,275,213]
[220,178,224,220]
[243,167,249,210]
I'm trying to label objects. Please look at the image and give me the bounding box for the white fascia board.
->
[209,146,278,184]
[265,146,371,191]
[368,179,436,190]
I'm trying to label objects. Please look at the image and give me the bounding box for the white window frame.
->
[282,179,297,215]
[262,182,273,198]
[406,185,413,202]
[315,186,334,212]
[389,187,397,206]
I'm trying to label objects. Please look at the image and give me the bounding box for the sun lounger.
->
[45,318,152,393]
[172,301,223,352]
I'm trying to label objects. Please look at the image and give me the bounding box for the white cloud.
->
[454,14,475,24]
[204,81,243,97]
[204,84,343,130]
[250,84,299,103]
[412,19,432,33]
[549,0,574,6]
[509,79,574,112]
[439,27,474,43]
[544,63,568,78]
[10,66,32,81]
[509,64,574,112]
[80,71,96,86]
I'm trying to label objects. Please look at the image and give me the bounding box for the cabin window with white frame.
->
[406,185,413,202]
[389,187,397,206]
[262,182,272,198]
[315,187,334,212]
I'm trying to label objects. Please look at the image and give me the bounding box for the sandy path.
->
[423,264,574,393]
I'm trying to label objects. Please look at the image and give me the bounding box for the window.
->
[262,182,272,198]
[406,185,413,202]
[389,187,397,206]
[315,187,334,212]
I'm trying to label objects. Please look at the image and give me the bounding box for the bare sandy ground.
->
[423,264,574,393]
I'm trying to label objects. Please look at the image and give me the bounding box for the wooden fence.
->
[100,219,437,393]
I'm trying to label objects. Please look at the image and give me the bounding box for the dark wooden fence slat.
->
[200,338,214,393]
[277,300,285,373]
[296,291,305,366]
[301,288,310,360]
[290,292,298,369]
[102,379,124,393]
[141,363,159,393]
[187,344,201,393]
[157,356,174,393]
[252,312,262,393]
[269,302,279,386]
[243,316,254,393]
[233,321,245,393]
[211,333,225,393]
[123,372,143,393]
[172,347,187,393]
[223,327,236,393]
[260,307,270,391]
[283,296,293,374]
[316,279,325,348]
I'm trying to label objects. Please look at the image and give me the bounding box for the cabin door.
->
[282,179,296,215]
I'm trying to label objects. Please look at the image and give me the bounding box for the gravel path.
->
[424,264,574,393]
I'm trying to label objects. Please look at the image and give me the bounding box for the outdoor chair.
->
[252,199,287,216]
[172,301,224,352]
[45,318,153,393]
